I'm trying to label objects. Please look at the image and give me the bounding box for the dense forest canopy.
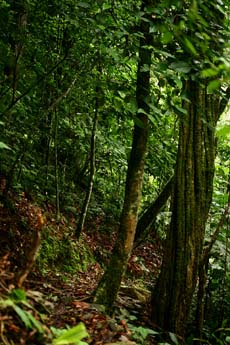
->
[0,0,230,344]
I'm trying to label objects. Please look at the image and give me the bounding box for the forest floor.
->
[0,191,164,345]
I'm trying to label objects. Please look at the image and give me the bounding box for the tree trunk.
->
[76,96,99,239]
[151,80,222,338]
[195,198,230,344]
[93,0,153,314]
[134,176,173,247]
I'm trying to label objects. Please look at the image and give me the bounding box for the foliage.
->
[0,0,229,342]
[0,288,89,344]
[0,289,44,334]
[37,225,95,273]
[52,323,89,345]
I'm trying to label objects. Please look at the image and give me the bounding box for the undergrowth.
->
[37,225,95,274]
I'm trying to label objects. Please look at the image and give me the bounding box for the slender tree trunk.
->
[93,0,153,314]
[151,80,223,338]
[54,109,60,220]
[76,93,99,239]
[195,188,230,343]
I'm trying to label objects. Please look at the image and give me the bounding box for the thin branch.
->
[219,86,230,115]
[2,54,69,116]
[47,76,77,112]
[202,189,230,265]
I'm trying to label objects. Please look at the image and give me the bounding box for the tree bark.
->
[151,80,223,338]
[93,0,153,314]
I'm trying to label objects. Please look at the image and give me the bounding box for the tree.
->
[93,0,154,313]
[151,1,229,337]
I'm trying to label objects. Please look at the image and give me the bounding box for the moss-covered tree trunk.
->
[151,80,222,337]
[93,0,153,314]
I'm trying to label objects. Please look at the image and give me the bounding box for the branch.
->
[2,54,69,116]
[201,190,230,266]
[219,86,230,116]
[47,76,78,112]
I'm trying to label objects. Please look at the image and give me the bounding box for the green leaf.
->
[10,289,27,302]
[161,31,173,45]
[147,113,158,125]
[77,1,90,8]
[26,311,44,333]
[183,37,197,56]
[147,102,162,115]
[13,304,32,329]
[78,2,90,8]
[169,332,179,344]
[0,299,14,308]
[173,105,188,115]
[207,80,221,93]
[216,124,230,138]
[53,323,89,345]
[13,304,43,333]
[137,108,149,116]
[140,64,150,72]
[201,68,219,78]
[117,91,127,99]
[170,61,192,73]
[133,117,145,128]
[0,142,11,150]
[102,3,111,10]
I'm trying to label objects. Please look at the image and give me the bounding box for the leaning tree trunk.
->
[93,0,153,314]
[134,176,174,247]
[151,80,223,338]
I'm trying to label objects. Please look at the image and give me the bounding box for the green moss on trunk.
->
[151,80,222,337]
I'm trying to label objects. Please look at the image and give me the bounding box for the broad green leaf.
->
[170,61,192,73]
[0,142,11,150]
[53,323,89,345]
[207,80,221,93]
